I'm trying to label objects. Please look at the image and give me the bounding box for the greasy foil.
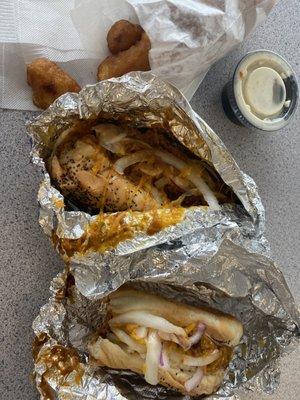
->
[32,239,300,399]
[29,71,299,400]
[27,72,268,298]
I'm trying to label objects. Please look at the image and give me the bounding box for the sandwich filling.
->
[49,122,234,214]
[88,289,243,396]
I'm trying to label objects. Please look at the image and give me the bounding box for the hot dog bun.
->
[109,288,243,346]
[88,288,243,397]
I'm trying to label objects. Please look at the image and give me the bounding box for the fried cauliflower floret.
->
[27,58,81,109]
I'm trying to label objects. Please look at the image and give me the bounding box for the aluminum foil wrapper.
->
[27,72,268,299]
[32,239,300,399]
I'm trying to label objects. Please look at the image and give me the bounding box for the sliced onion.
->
[113,151,152,174]
[93,125,127,153]
[157,331,190,350]
[111,328,146,354]
[154,150,219,210]
[153,150,186,172]
[145,331,162,385]
[96,140,119,154]
[102,133,127,144]
[147,185,165,205]
[184,368,204,392]
[159,344,170,369]
[183,349,220,367]
[188,323,206,347]
[139,164,163,177]
[109,311,186,336]
[134,326,148,339]
[192,159,220,181]
[99,133,126,146]
[188,170,219,209]
[159,322,205,349]
[93,124,126,143]
[170,189,199,207]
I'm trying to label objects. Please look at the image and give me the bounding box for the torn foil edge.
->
[26,72,269,298]
[28,72,269,298]
[27,72,266,233]
[32,239,299,400]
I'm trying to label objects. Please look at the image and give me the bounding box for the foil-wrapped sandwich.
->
[32,238,300,400]
[88,288,243,396]
[46,118,238,257]
[28,73,266,290]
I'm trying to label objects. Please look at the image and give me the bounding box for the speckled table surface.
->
[0,1,299,399]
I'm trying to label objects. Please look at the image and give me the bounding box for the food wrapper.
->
[32,239,300,399]
[27,72,268,299]
[0,0,275,110]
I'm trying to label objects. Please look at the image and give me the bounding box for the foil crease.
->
[32,239,300,400]
[27,72,268,298]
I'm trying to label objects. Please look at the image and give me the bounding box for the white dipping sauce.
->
[243,67,286,117]
[233,51,295,131]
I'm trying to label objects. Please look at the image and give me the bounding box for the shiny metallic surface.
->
[28,73,299,399]
[32,239,299,399]
[27,73,268,299]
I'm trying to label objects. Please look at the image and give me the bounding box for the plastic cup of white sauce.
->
[222,50,298,131]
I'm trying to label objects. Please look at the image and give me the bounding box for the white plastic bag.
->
[0,0,275,110]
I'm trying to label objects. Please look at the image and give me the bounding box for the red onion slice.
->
[158,322,206,350]
[188,323,206,347]
[157,331,190,350]
[184,368,204,392]
[159,344,170,369]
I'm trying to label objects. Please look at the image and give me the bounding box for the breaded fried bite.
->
[107,20,143,54]
[97,32,151,81]
[27,58,81,109]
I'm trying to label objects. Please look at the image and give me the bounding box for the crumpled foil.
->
[32,238,300,399]
[27,72,268,299]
